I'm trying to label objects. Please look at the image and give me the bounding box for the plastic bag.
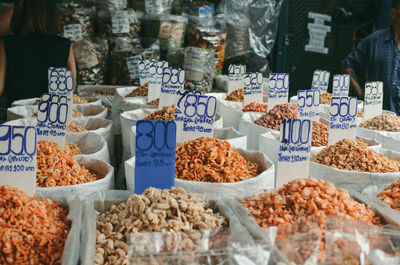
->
[58,3,95,41]
[74,38,109,85]
[183,47,215,92]
[144,0,174,14]
[96,0,127,11]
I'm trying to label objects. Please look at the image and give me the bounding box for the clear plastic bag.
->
[58,3,95,41]
[183,46,215,92]
[144,0,174,14]
[96,0,127,11]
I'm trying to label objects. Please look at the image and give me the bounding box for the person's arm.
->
[0,40,6,96]
[341,64,364,98]
[66,44,77,92]
[0,6,13,36]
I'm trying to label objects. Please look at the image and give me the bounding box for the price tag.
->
[364,81,383,120]
[174,91,217,143]
[268,73,289,110]
[276,119,313,188]
[297,90,320,122]
[159,67,185,109]
[148,60,169,102]
[227,64,246,94]
[134,120,176,194]
[328,97,358,145]
[112,10,130,34]
[48,67,73,121]
[126,55,142,80]
[0,125,37,196]
[244,72,263,106]
[138,59,151,86]
[311,69,330,92]
[332,74,350,97]
[37,94,68,147]
[63,24,83,42]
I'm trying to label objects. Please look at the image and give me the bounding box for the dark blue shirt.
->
[342,27,400,115]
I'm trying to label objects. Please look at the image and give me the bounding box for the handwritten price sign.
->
[126,55,142,80]
[268,73,289,110]
[244,72,263,106]
[159,67,185,108]
[227,64,246,94]
[0,125,37,196]
[48,67,73,121]
[332,74,350,97]
[328,96,357,145]
[276,119,313,188]
[37,94,68,146]
[112,10,130,34]
[311,69,330,92]
[138,59,151,86]
[134,120,176,194]
[297,90,320,121]
[174,91,217,143]
[148,60,169,102]
[364,81,383,120]
[63,24,83,42]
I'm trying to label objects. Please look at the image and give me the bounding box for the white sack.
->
[36,195,82,265]
[11,97,40,106]
[73,104,108,119]
[7,105,37,120]
[309,149,400,192]
[69,117,115,165]
[78,85,121,108]
[259,131,382,167]
[36,157,114,198]
[125,110,222,161]
[212,127,247,150]
[3,117,37,126]
[217,99,243,129]
[357,127,400,152]
[66,132,110,163]
[125,149,275,196]
[75,96,102,107]
[238,112,269,151]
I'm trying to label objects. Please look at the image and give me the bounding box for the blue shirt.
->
[342,27,400,115]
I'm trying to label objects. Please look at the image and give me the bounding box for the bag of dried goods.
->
[239,103,297,150]
[0,185,81,265]
[310,138,400,192]
[67,117,115,165]
[11,97,40,106]
[77,85,119,108]
[233,178,381,262]
[73,105,108,119]
[357,112,400,152]
[73,94,102,106]
[80,187,254,265]
[66,132,110,163]
[212,127,247,150]
[125,108,223,158]
[7,105,38,120]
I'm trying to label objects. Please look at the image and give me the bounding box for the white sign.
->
[148,60,168,102]
[227,64,246,94]
[138,59,151,86]
[328,97,358,145]
[305,12,331,54]
[364,81,384,121]
[297,90,320,122]
[159,67,185,108]
[63,24,83,42]
[268,73,289,110]
[37,94,68,147]
[126,55,142,80]
[112,10,130,34]
[48,67,73,121]
[311,69,330,92]
[332,74,350,97]
[0,125,37,196]
[244,72,263,106]
[276,119,313,188]
[174,91,217,143]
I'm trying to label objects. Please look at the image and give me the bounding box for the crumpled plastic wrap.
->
[183,47,215,92]
[144,0,174,14]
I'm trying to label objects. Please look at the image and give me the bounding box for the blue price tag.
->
[134,120,177,194]
[328,96,358,145]
[0,125,37,196]
[297,89,320,121]
[276,119,312,188]
[311,69,330,92]
[37,93,68,146]
[268,73,289,110]
[332,74,350,97]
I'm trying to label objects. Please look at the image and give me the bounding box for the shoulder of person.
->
[364,28,391,42]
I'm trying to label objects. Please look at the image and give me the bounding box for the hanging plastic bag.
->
[183,46,215,92]
[58,3,95,41]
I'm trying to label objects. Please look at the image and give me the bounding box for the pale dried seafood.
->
[311,139,400,173]
[65,141,82,155]
[254,103,297,131]
[143,105,175,121]
[124,84,148,97]
[225,88,244,102]
[72,109,84,117]
[360,113,400,132]
[320,92,332,105]
[242,102,268,113]
[312,121,328,147]
[37,140,102,187]
[175,137,258,183]
[147,98,159,106]
[377,179,400,211]
[67,121,87,132]
[95,187,227,265]
[73,94,89,104]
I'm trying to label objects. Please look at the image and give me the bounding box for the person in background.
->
[0,0,76,107]
[341,0,400,115]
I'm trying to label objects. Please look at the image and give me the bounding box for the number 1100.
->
[281,119,311,145]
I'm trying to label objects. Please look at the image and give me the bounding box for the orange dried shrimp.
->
[175,137,258,183]
[0,185,70,265]
[320,92,332,105]
[67,121,87,132]
[378,179,400,211]
[65,141,82,155]
[225,88,244,102]
[254,103,297,130]
[37,140,102,187]
[242,102,268,112]
[312,121,328,147]
[143,105,175,121]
